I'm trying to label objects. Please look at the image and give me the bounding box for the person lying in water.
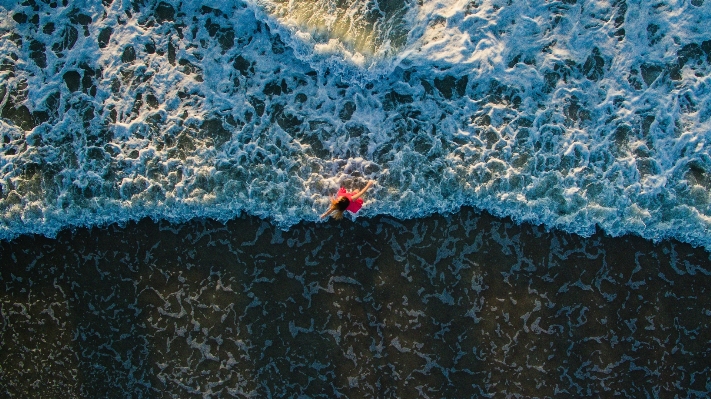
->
[320,180,375,220]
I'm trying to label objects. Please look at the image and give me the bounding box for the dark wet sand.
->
[1,207,710,398]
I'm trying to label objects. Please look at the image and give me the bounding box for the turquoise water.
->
[1,0,710,248]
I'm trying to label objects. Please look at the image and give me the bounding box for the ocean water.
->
[2,0,711,397]
[0,0,710,248]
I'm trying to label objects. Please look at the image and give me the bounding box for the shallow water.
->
[1,0,711,248]
[2,208,710,397]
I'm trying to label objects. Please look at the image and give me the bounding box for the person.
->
[320,180,375,220]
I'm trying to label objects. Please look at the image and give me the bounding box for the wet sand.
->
[1,208,710,397]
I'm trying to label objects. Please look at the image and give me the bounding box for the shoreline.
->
[4,206,710,257]
[2,206,710,396]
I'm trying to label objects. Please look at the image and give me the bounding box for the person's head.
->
[328,196,350,220]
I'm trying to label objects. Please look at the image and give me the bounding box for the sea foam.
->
[0,0,710,250]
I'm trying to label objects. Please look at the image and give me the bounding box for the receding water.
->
[2,209,710,397]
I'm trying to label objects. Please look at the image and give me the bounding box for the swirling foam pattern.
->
[1,0,710,248]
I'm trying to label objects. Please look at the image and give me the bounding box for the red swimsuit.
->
[337,187,363,213]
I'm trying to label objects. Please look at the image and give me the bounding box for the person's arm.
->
[351,180,375,201]
[321,208,334,219]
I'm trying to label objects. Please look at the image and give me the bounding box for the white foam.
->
[1,0,711,250]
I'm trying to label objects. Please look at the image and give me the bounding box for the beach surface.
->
[2,209,710,397]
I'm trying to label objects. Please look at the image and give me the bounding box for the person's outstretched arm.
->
[321,208,334,219]
[351,180,375,201]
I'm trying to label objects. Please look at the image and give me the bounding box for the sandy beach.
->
[2,208,710,397]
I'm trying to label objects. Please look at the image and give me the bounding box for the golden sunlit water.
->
[258,0,410,56]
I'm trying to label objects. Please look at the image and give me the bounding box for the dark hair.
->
[335,196,350,211]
